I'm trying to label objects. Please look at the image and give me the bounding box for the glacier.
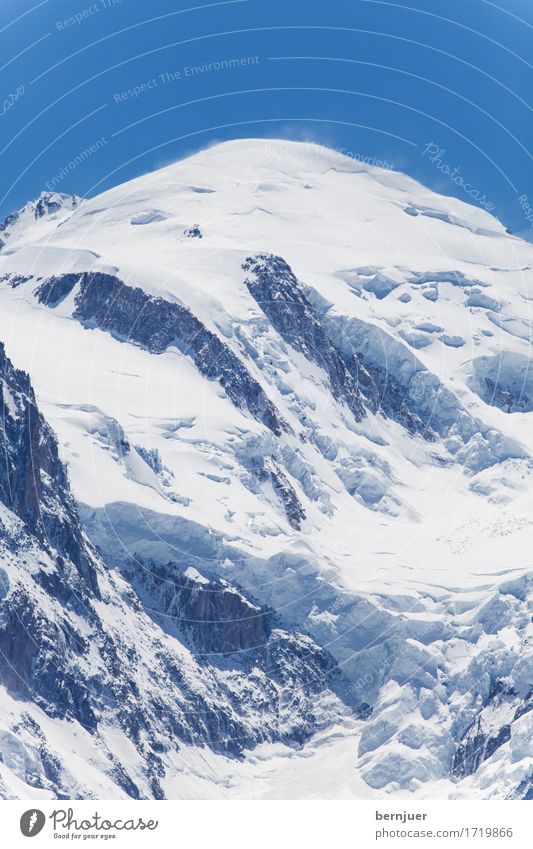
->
[0,139,531,800]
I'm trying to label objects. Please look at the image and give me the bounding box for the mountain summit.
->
[0,140,531,800]
[0,191,80,252]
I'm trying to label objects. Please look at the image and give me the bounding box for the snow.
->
[0,138,532,799]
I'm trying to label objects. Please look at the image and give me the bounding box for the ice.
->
[0,138,532,800]
[468,352,533,413]
[130,209,169,225]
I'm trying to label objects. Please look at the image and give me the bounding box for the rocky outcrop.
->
[0,343,98,592]
[265,457,306,530]
[117,557,350,755]
[0,585,97,729]
[35,274,81,308]
[124,560,272,655]
[452,681,532,779]
[183,224,202,238]
[511,774,533,800]
[243,254,431,436]
[37,271,285,435]
[0,342,354,795]
[0,211,18,250]
[33,192,78,219]
[0,192,79,252]
[243,254,372,422]
[452,716,511,779]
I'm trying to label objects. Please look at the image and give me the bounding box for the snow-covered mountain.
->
[0,139,531,800]
[0,192,80,253]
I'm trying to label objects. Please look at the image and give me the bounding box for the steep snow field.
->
[0,140,531,799]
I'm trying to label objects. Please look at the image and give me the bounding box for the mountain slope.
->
[0,139,531,799]
[0,344,355,800]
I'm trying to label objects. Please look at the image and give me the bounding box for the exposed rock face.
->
[244,453,306,530]
[264,457,306,530]
[0,583,97,730]
[243,254,372,422]
[468,352,533,414]
[242,254,532,460]
[33,193,78,220]
[41,271,285,435]
[124,559,272,655]
[0,343,100,729]
[452,681,532,779]
[0,192,80,251]
[0,342,353,796]
[453,717,511,779]
[120,558,350,753]
[0,342,98,592]
[0,212,18,250]
[512,774,533,800]
[243,254,431,436]
[183,224,202,238]
[2,138,533,802]
[35,274,81,308]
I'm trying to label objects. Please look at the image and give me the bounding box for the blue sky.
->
[1,0,532,237]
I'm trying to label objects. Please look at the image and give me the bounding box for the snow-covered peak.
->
[1,138,533,570]
[73,137,509,245]
[0,139,532,800]
[0,191,81,253]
